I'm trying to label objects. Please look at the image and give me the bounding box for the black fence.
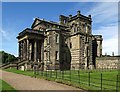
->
[33,69,120,91]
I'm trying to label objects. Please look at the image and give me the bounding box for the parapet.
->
[94,35,103,41]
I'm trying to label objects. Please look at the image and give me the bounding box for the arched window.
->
[74,26,76,32]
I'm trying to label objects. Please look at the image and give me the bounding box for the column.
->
[21,41,23,60]
[37,40,41,62]
[41,40,44,63]
[23,40,26,60]
[18,41,21,60]
[25,40,27,60]
[29,42,32,61]
[41,40,44,70]
[27,39,29,61]
[34,40,37,62]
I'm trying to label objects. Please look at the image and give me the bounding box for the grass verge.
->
[0,79,16,92]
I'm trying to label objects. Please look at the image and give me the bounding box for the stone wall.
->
[96,56,120,69]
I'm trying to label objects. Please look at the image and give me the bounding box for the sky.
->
[1,2,118,56]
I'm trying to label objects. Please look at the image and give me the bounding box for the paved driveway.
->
[1,70,86,91]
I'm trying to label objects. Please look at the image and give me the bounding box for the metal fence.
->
[33,69,120,91]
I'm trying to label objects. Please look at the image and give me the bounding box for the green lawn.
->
[5,68,34,77]
[0,79,16,92]
[4,68,120,91]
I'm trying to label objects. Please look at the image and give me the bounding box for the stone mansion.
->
[17,10,103,70]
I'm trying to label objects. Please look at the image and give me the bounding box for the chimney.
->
[69,14,72,19]
[59,15,64,24]
[88,15,91,18]
[77,10,80,17]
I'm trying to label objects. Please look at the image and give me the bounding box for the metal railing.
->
[33,69,120,91]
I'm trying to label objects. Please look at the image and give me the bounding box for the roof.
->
[17,28,44,39]
[46,28,70,32]
[31,17,68,28]
[68,14,92,22]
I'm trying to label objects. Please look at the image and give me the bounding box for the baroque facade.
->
[17,10,103,70]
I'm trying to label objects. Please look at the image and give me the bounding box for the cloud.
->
[93,23,118,55]
[103,35,118,55]
[93,23,118,38]
[0,27,18,56]
[32,17,35,21]
[0,28,10,41]
[87,2,118,24]
[84,2,118,55]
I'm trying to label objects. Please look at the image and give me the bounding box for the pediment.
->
[31,18,41,28]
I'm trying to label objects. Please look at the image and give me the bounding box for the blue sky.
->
[1,2,118,56]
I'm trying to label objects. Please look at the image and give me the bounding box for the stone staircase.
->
[0,62,17,69]
[0,60,28,69]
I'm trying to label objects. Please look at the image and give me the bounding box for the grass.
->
[4,68,119,91]
[0,79,16,92]
[5,68,34,77]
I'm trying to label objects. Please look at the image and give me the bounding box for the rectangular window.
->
[56,34,59,43]
[55,51,59,60]
[70,42,72,48]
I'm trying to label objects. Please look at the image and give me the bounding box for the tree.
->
[0,51,17,64]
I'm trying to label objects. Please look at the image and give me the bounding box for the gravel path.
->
[1,70,86,91]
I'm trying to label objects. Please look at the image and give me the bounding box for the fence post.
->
[42,70,43,76]
[60,70,61,79]
[101,73,102,91]
[88,72,90,86]
[70,70,71,82]
[51,70,52,78]
[78,70,80,84]
[50,70,51,78]
[62,70,64,80]
[116,75,118,92]
[56,70,57,79]
[46,70,47,77]
[40,70,42,76]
